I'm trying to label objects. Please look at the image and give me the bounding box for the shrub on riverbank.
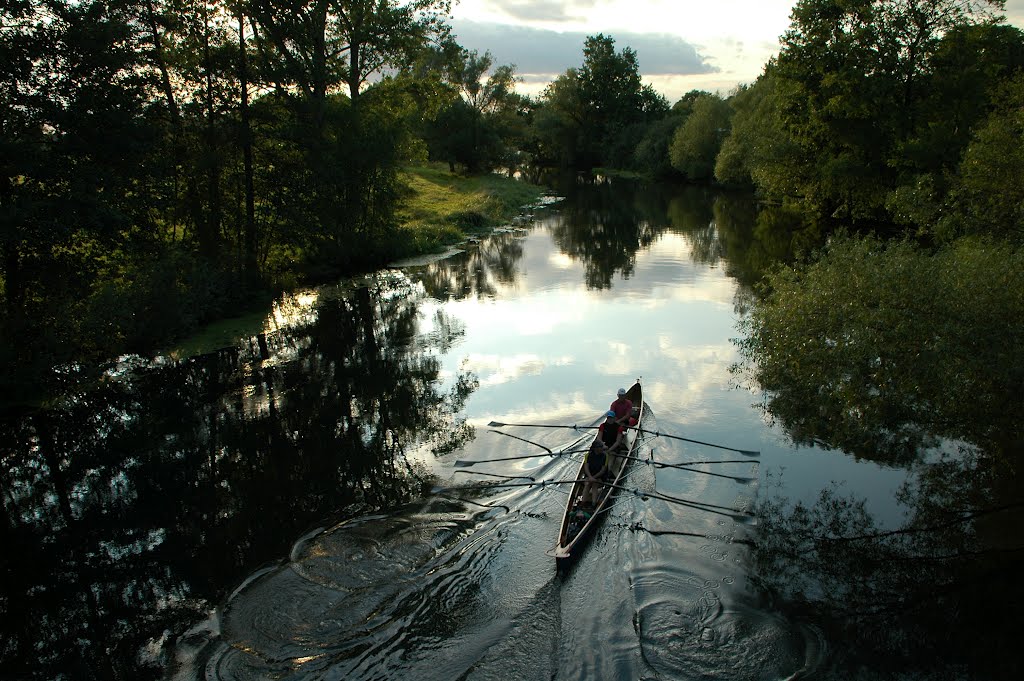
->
[735,234,1024,460]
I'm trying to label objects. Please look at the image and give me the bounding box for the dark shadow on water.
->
[0,272,477,680]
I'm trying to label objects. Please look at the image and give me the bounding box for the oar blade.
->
[732,513,758,526]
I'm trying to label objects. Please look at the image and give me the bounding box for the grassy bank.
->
[394,165,546,255]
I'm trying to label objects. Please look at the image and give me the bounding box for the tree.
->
[0,1,153,317]
[530,69,586,168]
[425,48,522,172]
[734,234,1024,459]
[669,93,731,181]
[940,73,1024,243]
[246,0,452,260]
[249,0,450,119]
[671,89,711,117]
[333,0,451,104]
[769,0,1007,219]
[885,22,1024,237]
[714,66,804,194]
[533,34,667,170]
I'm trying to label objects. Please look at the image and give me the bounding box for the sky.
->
[448,0,1024,104]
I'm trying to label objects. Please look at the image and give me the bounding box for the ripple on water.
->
[630,560,828,680]
[203,500,548,680]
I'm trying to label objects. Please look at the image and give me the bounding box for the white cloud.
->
[1007,0,1024,26]
[450,19,714,77]
[451,1,1024,102]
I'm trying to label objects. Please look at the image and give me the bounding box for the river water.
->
[0,179,958,680]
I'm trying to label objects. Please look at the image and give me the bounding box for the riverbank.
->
[1,166,546,400]
[395,165,546,252]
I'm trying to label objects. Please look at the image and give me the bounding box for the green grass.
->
[395,165,545,253]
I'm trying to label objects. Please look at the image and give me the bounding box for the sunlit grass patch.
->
[396,164,543,247]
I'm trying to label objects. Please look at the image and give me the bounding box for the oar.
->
[615,453,757,484]
[453,447,589,468]
[613,522,757,546]
[603,482,756,524]
[487,429,553,454]
[488,421,599,431]
[634,428,760,457]
[674,459,759,465]
[433,478,581,494]
[453,471,536,481]
[488,421,759,457]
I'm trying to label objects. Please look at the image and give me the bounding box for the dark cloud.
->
[450,19,717,76]
[479,0,601,23]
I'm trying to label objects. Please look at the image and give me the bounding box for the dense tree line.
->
[728,5,1024,677]
[0,0,503,391]
[5,0,1024,393]
[691,0,1024,243]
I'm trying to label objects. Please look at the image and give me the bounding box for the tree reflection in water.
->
[416,229,527,300]
[547,178,666,289]
[0,272,477,680]
[736,239,1024,679]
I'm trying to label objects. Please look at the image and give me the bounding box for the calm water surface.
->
[3,180,916,680]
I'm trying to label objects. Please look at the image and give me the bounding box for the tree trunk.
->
[239,12,257,280]
[201,10,221,257]
[348,39,361,104]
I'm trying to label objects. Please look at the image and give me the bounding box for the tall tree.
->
[771,0,1006,219]
[534,34,666,170]
[425,48,522,172]
[576,33,665,167]
[334,0,451,104]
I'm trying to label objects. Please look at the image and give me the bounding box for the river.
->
[0,178,986,680]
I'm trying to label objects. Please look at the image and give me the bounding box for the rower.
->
[609,387,634,427]
[581,411,625,505]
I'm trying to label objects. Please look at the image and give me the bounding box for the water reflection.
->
[754,444,1024,680]
[547,181,669,289]
[416,229,528,300]
[0,272,476,680]
[0,178,836,680]
[735,232,1024,678]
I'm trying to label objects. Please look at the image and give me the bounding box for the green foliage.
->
[715,75,792,189]
[671,89,711,117]
[940,73,1024,243]
[532,34,669,170]
[0,0,476,392]
[419,48,526,172]
[669,94,731,181]
[735,235,1024,459]
[761,0,1011,221]
[630,114,684,178]
[530,70,586,168]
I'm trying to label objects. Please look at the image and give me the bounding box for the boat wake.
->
[166,413,817,681]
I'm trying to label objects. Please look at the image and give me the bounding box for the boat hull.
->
[552,381,644,567]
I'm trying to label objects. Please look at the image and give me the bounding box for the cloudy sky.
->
[448,0,1024,104]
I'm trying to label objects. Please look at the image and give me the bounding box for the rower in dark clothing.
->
[581,411,625,505]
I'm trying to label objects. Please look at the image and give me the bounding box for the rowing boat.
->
[551,380,644,567]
